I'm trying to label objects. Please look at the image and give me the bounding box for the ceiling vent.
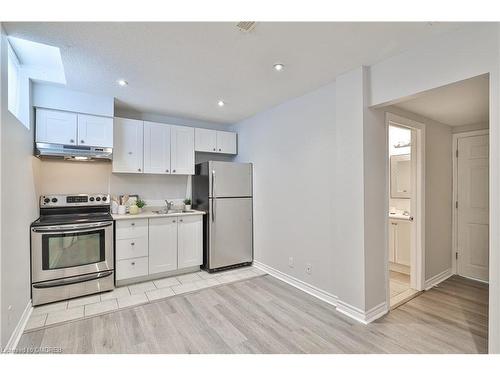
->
[236,22,256,33]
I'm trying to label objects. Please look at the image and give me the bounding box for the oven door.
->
[31,221,114,283]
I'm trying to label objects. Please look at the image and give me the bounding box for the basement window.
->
[7,42,27,128]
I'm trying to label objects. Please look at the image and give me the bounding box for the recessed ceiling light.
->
[217,100,225,107]
[273,63,285,72]
[117,79,128,87]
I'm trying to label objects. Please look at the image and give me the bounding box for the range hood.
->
[35,142,112,161]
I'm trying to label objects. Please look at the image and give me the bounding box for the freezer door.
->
[209,197,253,269]
[209,161,252,198]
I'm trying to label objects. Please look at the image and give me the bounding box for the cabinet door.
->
[216,131,237,154]
[171,125,194,175]
[113,118,144,173]
[178,215,202,269]
[144,121,171,174]
[395,221,411,266]
[77,114,113,147]
[195,128,217,152]
[36,108,77,145]
[389,221,396,263]
[149,217,178,274]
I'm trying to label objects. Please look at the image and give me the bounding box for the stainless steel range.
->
[31,194,114,306]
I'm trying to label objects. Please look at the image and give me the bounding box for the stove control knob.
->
[51,198,58,203]
[44,198,50,204]
[96,197,101,202]
[102,196,107,202]
[89,197,95,202]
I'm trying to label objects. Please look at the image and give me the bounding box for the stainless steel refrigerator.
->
[192,161,253,272]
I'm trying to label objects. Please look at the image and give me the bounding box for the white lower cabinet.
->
[389,219,411,266]
[149,217,178,275]
[115,214,203,283]
[178,216,203,268]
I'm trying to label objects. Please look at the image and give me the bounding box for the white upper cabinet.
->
[194,128,237,154]
[77,114,113,147]
[143,121,171,174]
[216,131,237,154]
[113,117,144,173]
[177,215,203,269]
[195,128,217,152]
[171,125,195,175]
[36,108,78,145]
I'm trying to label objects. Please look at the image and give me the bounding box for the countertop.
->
[112,208,206,221]
[388,213,412,221]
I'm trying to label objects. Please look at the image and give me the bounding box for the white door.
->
[457,134,489,282]
[149,217,178,274]
[195,128,217,152]
[178,215,203,269]
[216,131,237,154]
[77,114,113,147]
[171,125,194,175]
[36,108,77,145]
[144,121,171,174]
[113,118,144,173]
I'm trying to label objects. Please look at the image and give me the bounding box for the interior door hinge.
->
[456,201,458,209]
[456,252,459,260]
[456,149,459,158]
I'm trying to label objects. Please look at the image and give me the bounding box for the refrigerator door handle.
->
[212,169,216,222]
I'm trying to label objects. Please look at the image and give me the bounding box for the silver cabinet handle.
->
[130,222,135,226]
[80,140,85,144]
[173,169,176,173]
[180,219,183,222]
[131,262,136,266]
[213,148,216,151]
[138,168,141,172]
[131,242,135,246]
[219,148,221,152]
[70,139,75,143]
[166,169,169,173]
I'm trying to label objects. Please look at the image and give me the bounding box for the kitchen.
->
[1,16,500,361]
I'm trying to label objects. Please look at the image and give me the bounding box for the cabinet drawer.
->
[116,236,148,260]
[115,219,148,239]
[116,257,148,280]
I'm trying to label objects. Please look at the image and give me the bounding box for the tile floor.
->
[25,266,266,331]
[389,270,420,308]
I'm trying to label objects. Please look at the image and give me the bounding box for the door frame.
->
[452,129,490,279]
[386,113,426,295]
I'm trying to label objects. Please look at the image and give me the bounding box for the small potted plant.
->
[136,198,146,212]
[183,198,192,211]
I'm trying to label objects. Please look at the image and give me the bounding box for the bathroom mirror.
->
[390,154,411,199]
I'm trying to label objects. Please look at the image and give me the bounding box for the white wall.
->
[32,83,114,117]
[0,26,40,347]
[232,82,336,295]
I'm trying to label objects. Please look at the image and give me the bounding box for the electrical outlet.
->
[288,257,294,268]
[306,263,312,274]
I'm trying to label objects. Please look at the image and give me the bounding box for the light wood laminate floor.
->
[17,274,488,354]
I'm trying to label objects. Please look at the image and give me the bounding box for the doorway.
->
[386,114,425,309]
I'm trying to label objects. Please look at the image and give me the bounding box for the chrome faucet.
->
[165,200,174,210]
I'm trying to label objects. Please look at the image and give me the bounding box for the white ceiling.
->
[395,74,489,126]
[4,22,472,124]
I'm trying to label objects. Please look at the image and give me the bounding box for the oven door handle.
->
[32,221,113,233]
[32,270,114,289]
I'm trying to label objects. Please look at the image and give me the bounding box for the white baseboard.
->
[2,299,33,353]
[336,300,388,324]
[424,268,452,290]
[253,261,389,324]
[253,261,338,306]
